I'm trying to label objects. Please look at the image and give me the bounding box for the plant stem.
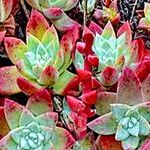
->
[83,0,88,26]
[130,0,138,23]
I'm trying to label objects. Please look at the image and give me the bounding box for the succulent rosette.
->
[0,89,75,150]
[3,10,76,95]
[25,0,79,11]
[88,68,150,149]
[139,2,150,31]
[92,21,137,71]
[94,0,120,25]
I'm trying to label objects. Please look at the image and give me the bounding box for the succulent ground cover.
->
[1,0,150,150]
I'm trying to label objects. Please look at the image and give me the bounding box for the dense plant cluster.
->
[1,0,150,150]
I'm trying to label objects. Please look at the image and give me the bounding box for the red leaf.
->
[97,135,123,150]
[66,96,85,113]
[17,77,41,95]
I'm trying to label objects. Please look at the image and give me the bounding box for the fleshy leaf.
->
[0,107,9,139]
[51,127,75,150]
[73,133,96,150]
[19,108,36,126]
[38,66,59,86]
[26,10,49,40]
[117,68,143,105]
[87,113,117,135]
[0,134,18,150]
[137,101,150,122]
[44,8,81,31]
[117,21,132,44]
[17,77,41,95]
[4,99,23,129]
[0,66,21,95]
[97,135,123,150]
[115,125,129,141]
[0,0,12,22]
[26,89,53,116]
[37,112,58,128]
[4,37,27,64]
[95,92,116,115]
[142,74,150,101]
[139,116,150,136]
[122,136,139,150]
[53,70,76,95]
[101,21,116,39]
[111,104,131,122]
[98,67,118,86]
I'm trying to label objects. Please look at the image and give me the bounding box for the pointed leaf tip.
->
[117,68,143,105]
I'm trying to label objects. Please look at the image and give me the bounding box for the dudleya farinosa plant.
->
[92,21,136,71]
[4,10,76,95]
[0,89,75,150]
[88,68,150,150]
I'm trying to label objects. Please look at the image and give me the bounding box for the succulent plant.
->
[2,10,76,95]
[25,0,79,11]
[92,21,135,71]
[88,68,150,149]
[0,89,75,150]
[139,2,150,31]
[94,0,120,25]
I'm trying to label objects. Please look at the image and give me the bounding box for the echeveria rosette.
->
[94,0,120,24]
[88,103,150,150]
[25,0,79,11]
[88,68,150,149]
[92,21,136,72]
[4,10,76,95]
[0,89,75,150]
[139,2,150,31]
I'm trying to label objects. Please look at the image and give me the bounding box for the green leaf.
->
[53,70,76,95]
[19,109,36,126]
[74,50,84,69]
[115,125,129,141]
[87,113,117,135]
[101,22,116,39]
[4,99,23,130]
[51,127,75,150]
[111,104,131,122]
[36,112,58,129]
[122,136,139,150]
[139,116,150,136]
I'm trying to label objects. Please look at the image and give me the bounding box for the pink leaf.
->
[4,37,27,64]
[4,99,23,129]
[17,77,41,95]
[26,89,53,116]
[117,21,132,44]
[142,74,150,101]
[26,10,49,40]
[0,66,21,95]
[99,67,118,86]
[117,68,143,105]
[44,7,81,32]
[95,91,116,115]
[52,127,75,150]
[38,66,58,86]
[66,96,85,113]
